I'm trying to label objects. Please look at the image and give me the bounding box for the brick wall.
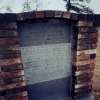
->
[72,21,98,99]
[0,11,98,100]
[0,22,28,100]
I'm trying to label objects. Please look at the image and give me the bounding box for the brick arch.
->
[0,11,98,100]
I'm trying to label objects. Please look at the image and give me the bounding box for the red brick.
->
[77,21,93,27]
[0,81,26,91]
[0,38,19,46]
[0,58,21,66]
[45,11,54,18]
[0,23,17,30]
[62,12,71,19]
[0,70,24,78]
[35,11,44,18]
[75,52,90,61]
[54,11,63,18]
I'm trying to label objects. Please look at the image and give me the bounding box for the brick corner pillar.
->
[0,22,28,100]
[72,21,98,100]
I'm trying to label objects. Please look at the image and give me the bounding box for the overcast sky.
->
[0,0,100,14]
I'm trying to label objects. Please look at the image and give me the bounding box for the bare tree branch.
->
[64,0,93,14]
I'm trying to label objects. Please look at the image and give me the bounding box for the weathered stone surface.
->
[19,19,72,85]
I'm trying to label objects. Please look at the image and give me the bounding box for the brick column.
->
[72,21,98,99]
[0,23,28,100]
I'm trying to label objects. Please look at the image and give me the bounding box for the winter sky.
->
[0,0,100,14]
